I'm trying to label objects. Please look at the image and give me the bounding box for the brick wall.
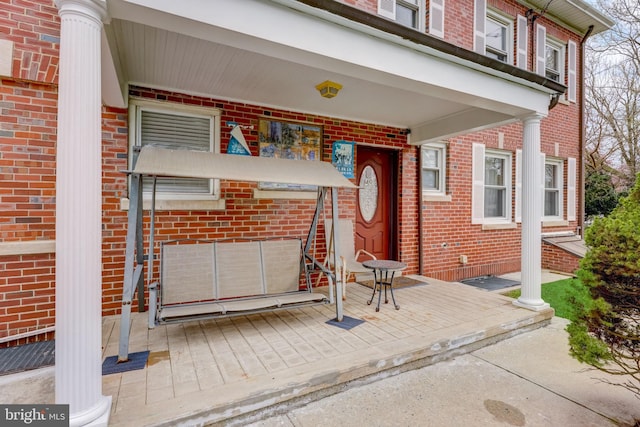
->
[542,242,581,274]
[99,86,413,315]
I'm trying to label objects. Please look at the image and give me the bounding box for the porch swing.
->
[117,146,356,362]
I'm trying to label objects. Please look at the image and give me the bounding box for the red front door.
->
[355,146,397,260]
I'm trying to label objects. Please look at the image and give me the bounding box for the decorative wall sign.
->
[331,140,355,178]
[258,119,322,190]
[227,123,251,155]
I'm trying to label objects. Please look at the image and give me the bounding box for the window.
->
[544,158,563,219]
[485,11,512,63]
[397,0,419,28]
[515,152,572,224]
[472,143,512,225]
[545,38,565,83]
[378,0,425,31]
[421,143,446,195]
[484,152,510,219]
[129,98,221,200]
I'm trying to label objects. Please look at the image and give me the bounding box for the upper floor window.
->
[535,24,566,85]
[128,98,221,200]
[545,39,565,83]
[422,143,446,195]
[378,0,425,31]
[486,10,512,63]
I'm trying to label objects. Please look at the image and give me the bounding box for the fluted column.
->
[55,1,111,426]
[514,114,550,311]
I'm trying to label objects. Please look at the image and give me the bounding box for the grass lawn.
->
[504,278,588,321]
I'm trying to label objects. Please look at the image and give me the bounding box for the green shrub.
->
[568,173,640,397]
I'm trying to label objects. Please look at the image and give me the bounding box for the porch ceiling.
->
[102,0,560,143]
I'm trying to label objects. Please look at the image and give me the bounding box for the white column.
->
[514,114,550,311]
[55,1,111,426]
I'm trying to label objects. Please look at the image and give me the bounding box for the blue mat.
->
[326,315,365,330]
[102,350,149,375]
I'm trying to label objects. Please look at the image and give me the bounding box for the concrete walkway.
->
[244,317,640,427]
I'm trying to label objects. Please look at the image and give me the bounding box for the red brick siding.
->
[99,86,412,314]
[0,0,60,84]
[0,253,55,346]
[0,78,57,242]
[542,242,580,274]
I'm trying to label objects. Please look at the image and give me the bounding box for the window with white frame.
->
[545,38,565,83]
[544,158,563,219]
[515,152,575,224]
[421,143,446,195]
[129,98,221,199]
[484,152,511,219]
[485,10,512,63]
[472,143,512,224]
[377,0,425,31]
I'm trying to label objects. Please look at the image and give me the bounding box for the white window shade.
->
[134,106,219,197]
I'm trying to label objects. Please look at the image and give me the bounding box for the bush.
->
[568,174,640,397]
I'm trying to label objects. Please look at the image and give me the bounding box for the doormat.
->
[357,276,428,290]
[102,350,150,375]
[326,315,365,330]
[461,276,520,291]
[0,340,55,376]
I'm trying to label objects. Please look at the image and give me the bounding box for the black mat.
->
[326,315,365,330]
[102,350,150,375]
[0,340,55,376]
[461,276,520,291]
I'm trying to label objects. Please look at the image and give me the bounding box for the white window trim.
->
[544,157,564,221]
[421,142,447,198]
[484,149,513,224]
[379,0,425,31]
[545,37,566,84]
[485,9,513,64]
[124,98,224,211]
[474,0,487,54]
[472,143,512,225]
[567,157,576,221]
[567,40,577,102]
[516,15,528,69]
[429,0,445,38]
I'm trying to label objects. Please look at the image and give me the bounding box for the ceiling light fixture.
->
[315,80,342,99]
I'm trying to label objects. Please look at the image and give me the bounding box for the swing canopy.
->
[132,146,357,189]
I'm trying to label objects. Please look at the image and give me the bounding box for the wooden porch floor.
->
[102,276,554,426]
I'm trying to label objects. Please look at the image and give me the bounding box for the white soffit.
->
[104,0,555,137]
[517,0,614,35]
[132,146,357,189]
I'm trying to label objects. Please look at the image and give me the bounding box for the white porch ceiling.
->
[102,0,563,143]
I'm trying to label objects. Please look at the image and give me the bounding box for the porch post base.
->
[512,299,551,312]
[70,395,111,427]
